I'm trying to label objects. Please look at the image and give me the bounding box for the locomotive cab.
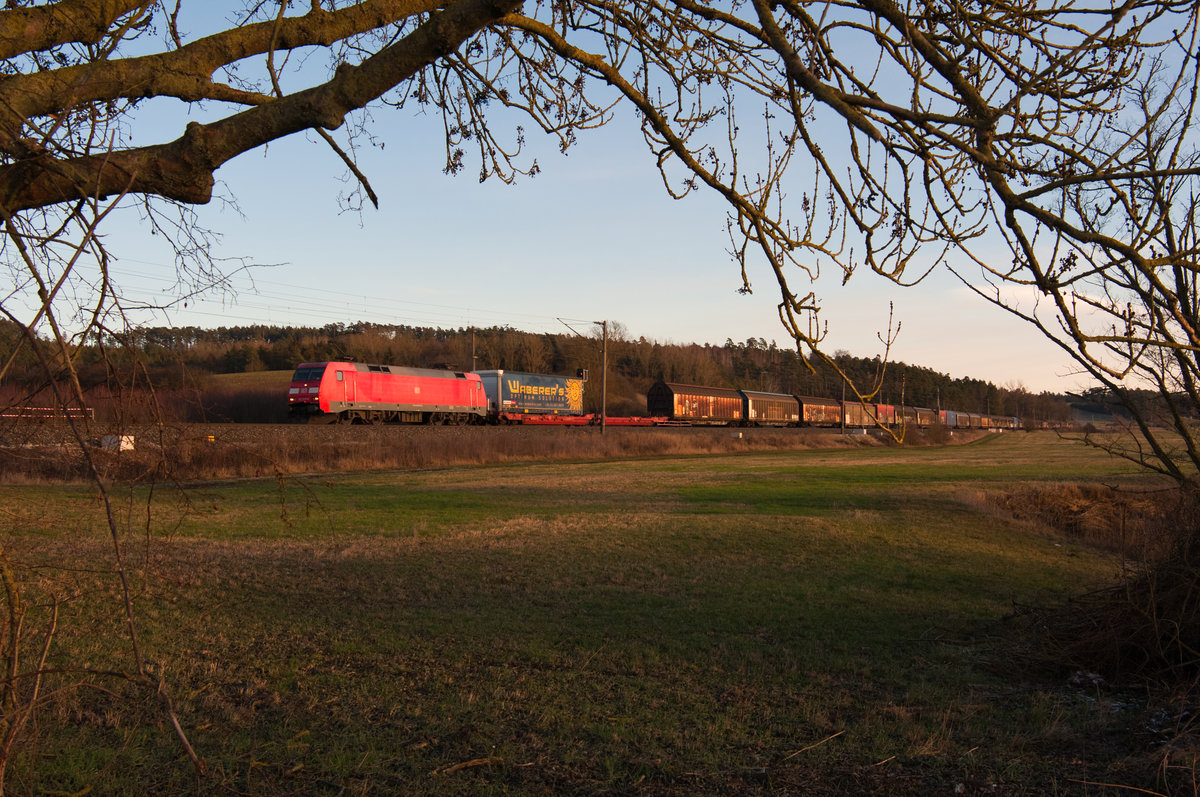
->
[287,362,332,421]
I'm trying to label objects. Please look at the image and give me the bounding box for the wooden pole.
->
[596,320,608,434]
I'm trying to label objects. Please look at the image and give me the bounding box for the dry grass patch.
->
[1,423,889,484]
[982,481,1181,559]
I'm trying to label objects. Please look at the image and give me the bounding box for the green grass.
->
[0,432,1182,795]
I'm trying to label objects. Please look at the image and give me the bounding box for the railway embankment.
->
[0,420,996,483]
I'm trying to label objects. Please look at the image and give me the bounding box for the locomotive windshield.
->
[291,366,325,381]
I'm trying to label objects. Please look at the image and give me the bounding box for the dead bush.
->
[992,482,1177,560]
[1004,485,1200,706]
[1012,540,1200,686]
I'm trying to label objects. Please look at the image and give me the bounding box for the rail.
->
[0,406,94,420]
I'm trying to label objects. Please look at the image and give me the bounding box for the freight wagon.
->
[796,396,842,426]
[947,410,975,429]
[843,401,873,427]
[875,404,897,426]
[288,362,487,424]
[741,390,800,426]
[647,382,743,424]
[475,370,585,420]
[914,407,937,427]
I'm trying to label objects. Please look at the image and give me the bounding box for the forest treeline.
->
[0,320,1076,423]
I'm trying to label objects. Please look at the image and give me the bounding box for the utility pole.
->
[556,316,609,433]
[594,320,608,434]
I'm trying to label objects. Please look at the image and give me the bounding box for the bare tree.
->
[4,1,1195,448]
[727,1,1200,481]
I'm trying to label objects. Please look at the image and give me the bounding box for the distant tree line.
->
[1,319,1077,422]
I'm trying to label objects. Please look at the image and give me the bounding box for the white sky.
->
[93,6,1093,396]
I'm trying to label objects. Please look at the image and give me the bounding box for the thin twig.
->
[581,641,607,670]
[435,756,502,774]
[1067,779,1166,796]
[315,128,380,208]
[158,675,206,776]
[781,729,845,760]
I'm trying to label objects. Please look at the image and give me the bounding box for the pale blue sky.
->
[97,6,1089,395]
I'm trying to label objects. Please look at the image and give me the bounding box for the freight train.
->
[287,362,1019,430]
[647,382,1020,430]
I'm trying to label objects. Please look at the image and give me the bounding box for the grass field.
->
[0,432,1191,795]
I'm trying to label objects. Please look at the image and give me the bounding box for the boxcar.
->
[875,403,897,426]
[647,382,743,424]
[288,361,487,424]
[843,401,872,427]
[795,396,842,426]
[895,407,934,427]
[740,390,800,426]
[979,414,1019,430]
[474,370,584,418]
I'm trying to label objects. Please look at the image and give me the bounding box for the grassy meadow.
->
[0,431,1191,795]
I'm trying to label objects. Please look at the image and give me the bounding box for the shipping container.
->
[475,370,585,416]
[740,390,800,425]
[647,382,742,424]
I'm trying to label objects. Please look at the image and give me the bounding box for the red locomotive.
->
[288,362,487,424]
